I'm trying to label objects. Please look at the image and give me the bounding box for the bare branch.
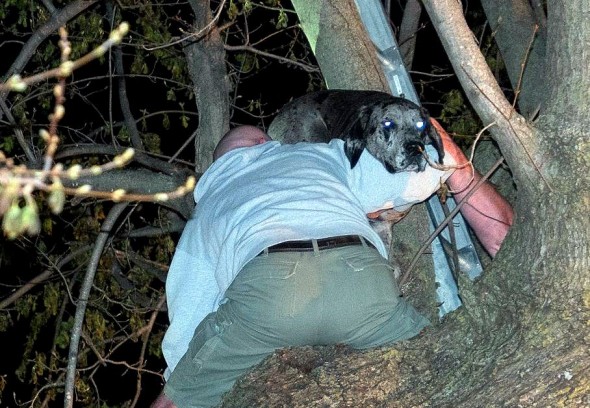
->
[422,0,547,192]
[1,0,100,81]
[55,144,186,175]
[0,244,92,310]
[1,23,130,93]
[142,0,227,51]
[224,44,320,73]
[400,156,505,287]
[0,98,38,162]
[40,0,57,14]
[107,4,144,150]
[63,203,128,408]
[130,294,167,408]
[398,0,422,68]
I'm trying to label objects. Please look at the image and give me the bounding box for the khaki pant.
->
[165,245,429,408]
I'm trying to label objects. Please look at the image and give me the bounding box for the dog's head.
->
[343,97,444,173]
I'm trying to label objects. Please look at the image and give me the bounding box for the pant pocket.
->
[187,314,231,371]
[340,247,395,273]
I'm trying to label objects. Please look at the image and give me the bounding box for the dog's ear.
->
[426,125,445,164]
[344,138,366,168]
[341,106,372,168]
[420,107,445,164]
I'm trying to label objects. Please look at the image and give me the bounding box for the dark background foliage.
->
[0,1,510,406]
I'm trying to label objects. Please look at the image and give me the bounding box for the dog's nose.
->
[405,141,424,156]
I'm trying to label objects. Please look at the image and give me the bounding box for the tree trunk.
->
[221,0,590,406]
[185,0,230,173]
[291,0,389,91]
[479,0,546,120]
[398,0,422,69]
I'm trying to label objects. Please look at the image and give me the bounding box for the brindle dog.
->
[268,89,444,173]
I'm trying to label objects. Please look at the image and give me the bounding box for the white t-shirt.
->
[162,139,454,377]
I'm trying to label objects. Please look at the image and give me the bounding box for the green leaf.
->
[0,136,15,153]
[228,0,239,20]
[167,89,176,101]
[43,283,60,316]
[181,114,189,128]
[277,9,288,29]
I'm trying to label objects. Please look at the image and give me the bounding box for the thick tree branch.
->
[62,168,194,218]
[185,0,230,173]
[40,0,57,15]
[398,0,422,69]
[106,2,143,151]
[63,203,128,408]
[291,0,389,91]
[479,0,546,119]
[55,144,187,175]
[422,0,547,193]
[113,40,144,150]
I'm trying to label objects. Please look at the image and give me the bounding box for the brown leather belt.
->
[264,235,374,254]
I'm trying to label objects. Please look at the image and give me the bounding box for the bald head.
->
[213,125,271,161]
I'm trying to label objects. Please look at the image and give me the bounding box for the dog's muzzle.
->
[396,141,426,171]
[404,141,425,156]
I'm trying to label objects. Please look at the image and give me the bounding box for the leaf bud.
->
[48,181,66,214]
[66,164,82,179]
[53,105,65,121]
[113,148,135,167]
[2,202,23,239]
[59,61,75,77]
[7,75,27,92]
[76,185,92,195]
[21,202,41,236]
[39,129,51,142]
[111,189,126,202]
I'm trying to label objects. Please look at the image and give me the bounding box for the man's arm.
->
[431,119,514,257]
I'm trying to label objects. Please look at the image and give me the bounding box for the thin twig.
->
[512,24,539,112]
[63,203,128,408]
[143,0,226,51]
[224,44,320,73]
[0,244,92,309]
[399,156,505,287]
[130,294,167,408]
[422,121,494,184]
[0,98,38,162]
[459,63,553,192]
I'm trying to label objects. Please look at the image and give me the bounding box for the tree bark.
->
[479,0,546,120]
[221,0,590,406]
[291,0,389,91]
[185,0,230,173]
[398,0,422,69]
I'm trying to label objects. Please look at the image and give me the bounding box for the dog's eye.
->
[415,121,426,131]
[382,119,396,130]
